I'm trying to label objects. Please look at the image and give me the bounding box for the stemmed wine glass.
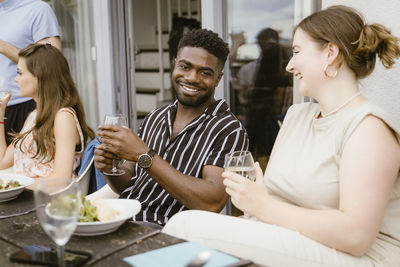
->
[224,151,255,181]
[102,114,128,176]
[34,179,81,267]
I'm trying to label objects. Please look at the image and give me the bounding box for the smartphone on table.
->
[9,245,91,266]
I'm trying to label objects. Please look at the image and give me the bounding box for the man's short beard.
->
[173,84,214,107]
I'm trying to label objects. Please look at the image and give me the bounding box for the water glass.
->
[224,151,255,181]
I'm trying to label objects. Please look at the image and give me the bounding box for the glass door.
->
[226,0,295,170]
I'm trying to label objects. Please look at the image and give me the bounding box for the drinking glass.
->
[102,114,128,176]
[224,151,255,181]
[0,91,10,101]
[34,179,81,267]
[0,77,11,114]
[224,151,255,218]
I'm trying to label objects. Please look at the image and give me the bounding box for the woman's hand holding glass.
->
[34,178,81,267]
[223,151,269,217]
[0,77,11,119]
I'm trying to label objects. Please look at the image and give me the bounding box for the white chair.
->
[76,157,94,196]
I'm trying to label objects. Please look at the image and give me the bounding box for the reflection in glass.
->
[227,0,295,170]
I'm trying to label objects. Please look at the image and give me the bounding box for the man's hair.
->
[177,28,229,69]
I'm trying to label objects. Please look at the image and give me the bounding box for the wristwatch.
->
[137,149,156,169]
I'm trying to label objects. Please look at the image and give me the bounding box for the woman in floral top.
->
[0,43,94,186]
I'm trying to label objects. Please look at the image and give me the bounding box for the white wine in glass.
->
[34,179,81,267]
[102,114,128,176]
[0,91,10,100]
[224,151,255,181]
[0,76,10,100]
[224,151,255,218]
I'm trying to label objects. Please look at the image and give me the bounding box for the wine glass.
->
[102,114,128,176]
[34,179,81,267]
[0,77,10,99]
[0,91,10,100]
[0,77,11,120]
[224,151,255,218]
[224,151,255,181]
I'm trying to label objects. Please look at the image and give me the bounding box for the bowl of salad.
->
[74,197,141,236]
[0,174,34,202]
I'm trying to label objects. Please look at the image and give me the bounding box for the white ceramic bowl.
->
[74,199,141,236]
[0,174,34,202]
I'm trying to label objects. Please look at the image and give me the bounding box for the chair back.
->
[76,157,94,196]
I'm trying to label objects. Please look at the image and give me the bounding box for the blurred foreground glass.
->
[102,114,128,176]
[224,151,255,181]
[34,179,81,267]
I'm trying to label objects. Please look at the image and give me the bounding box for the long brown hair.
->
[12,43,95,161]
[295,5,400,78]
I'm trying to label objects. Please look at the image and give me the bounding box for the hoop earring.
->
[324,64,338,78]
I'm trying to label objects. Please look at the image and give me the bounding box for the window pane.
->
[227,0,295,169]
[47,0,99,130]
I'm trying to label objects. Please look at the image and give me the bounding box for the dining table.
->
[0,189,259,266]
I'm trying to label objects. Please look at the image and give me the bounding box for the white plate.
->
[74,199,141,236]
[0,174,34,202]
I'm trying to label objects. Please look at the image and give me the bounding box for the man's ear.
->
[215,71,224,86]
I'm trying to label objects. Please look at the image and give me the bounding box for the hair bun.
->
[355,23,400,68]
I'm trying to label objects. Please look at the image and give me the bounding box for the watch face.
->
[138,154,152,169]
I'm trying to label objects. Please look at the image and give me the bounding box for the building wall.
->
[322,0,400,127]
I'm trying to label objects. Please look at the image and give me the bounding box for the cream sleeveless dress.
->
[13,107,84,178]
[163,101,400,266]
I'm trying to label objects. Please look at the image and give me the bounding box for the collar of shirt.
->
[164,99,229,142]
[167,99,229,119]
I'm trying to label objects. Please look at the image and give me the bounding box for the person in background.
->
[0,0,61,145]
[162,6,400,266]
[0,43,94,186]
[94,29,249,226]
[235,28,292,160]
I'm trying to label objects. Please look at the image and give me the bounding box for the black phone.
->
[9,245,92,267]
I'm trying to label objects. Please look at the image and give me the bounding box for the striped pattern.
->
[120,99,248,225]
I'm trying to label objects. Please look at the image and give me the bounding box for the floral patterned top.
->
[13,107,85,178]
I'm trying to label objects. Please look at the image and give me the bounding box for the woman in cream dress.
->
[162,5,400,266]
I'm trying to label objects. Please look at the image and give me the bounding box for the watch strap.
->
[147,149,156,158]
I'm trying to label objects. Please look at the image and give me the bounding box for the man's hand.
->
[93,144,118,174]
[97,125,149,162]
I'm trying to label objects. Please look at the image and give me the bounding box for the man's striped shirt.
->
[120,99,249,225]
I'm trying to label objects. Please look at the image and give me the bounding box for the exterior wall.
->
[322,0,400,127]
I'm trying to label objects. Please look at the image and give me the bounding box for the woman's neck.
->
[315,71,361,117]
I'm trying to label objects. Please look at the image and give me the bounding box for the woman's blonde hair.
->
[12,43,95,162]
[295,5,400,78]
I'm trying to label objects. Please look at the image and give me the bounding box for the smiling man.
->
[94,29,249,226]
